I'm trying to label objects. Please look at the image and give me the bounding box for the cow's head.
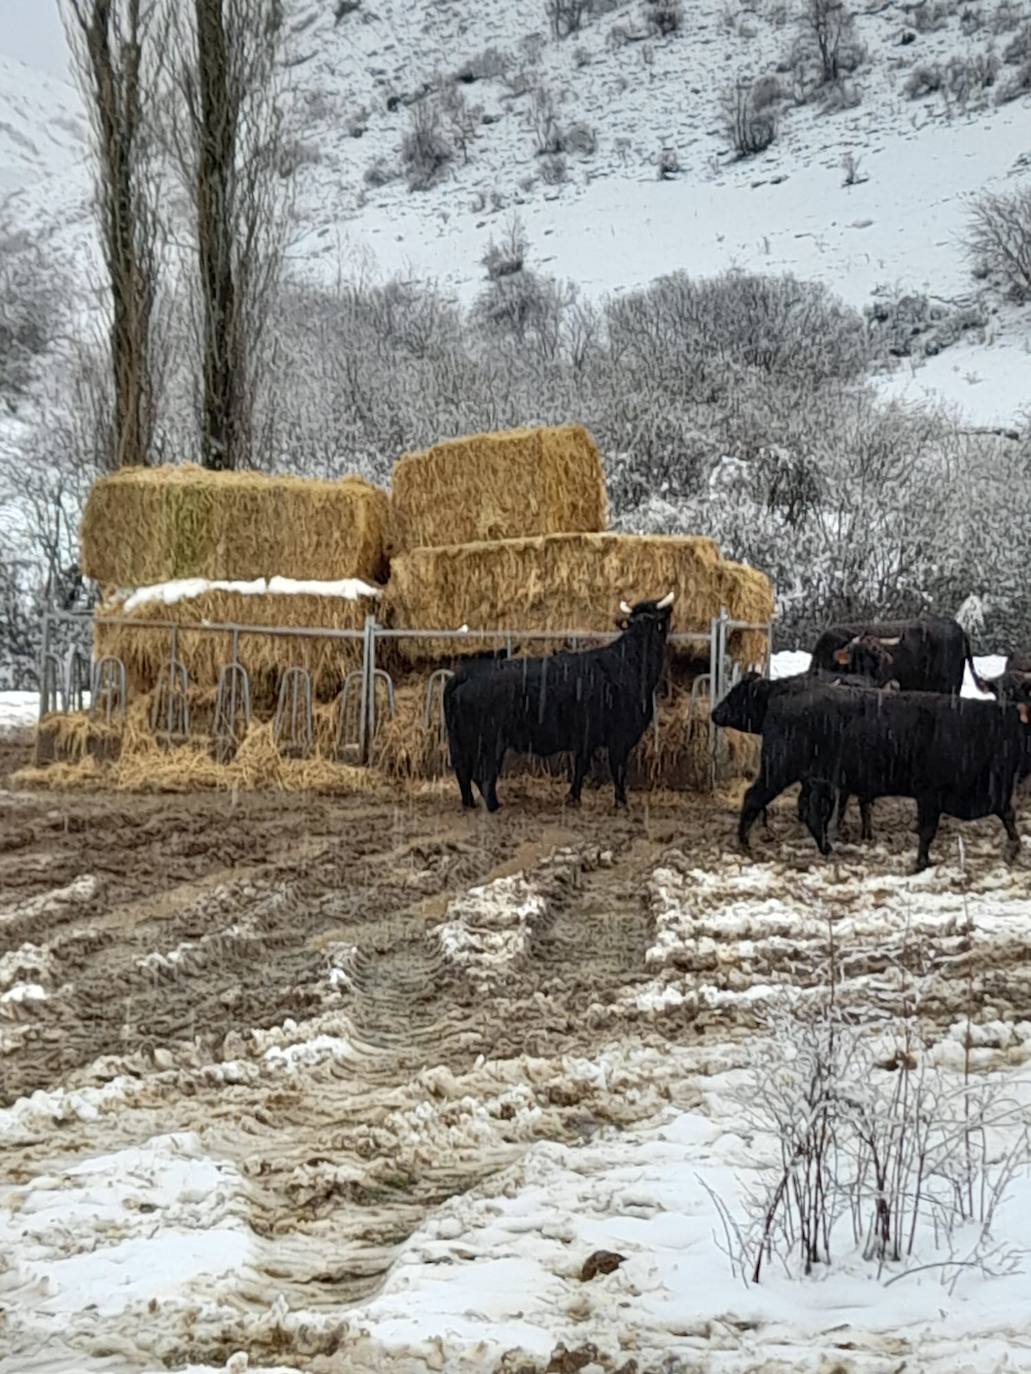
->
[833,633,897,685]
[711,670,769,734]
[616,591,675,632]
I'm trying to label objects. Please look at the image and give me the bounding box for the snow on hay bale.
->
[80,464,390,588]
[388,423,607,555]
[92,578,382,699]
[384,531,745,665]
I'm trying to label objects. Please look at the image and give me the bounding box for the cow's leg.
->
[998,805,1022,863]
[914,798,940,872]
[740,778,791,851]
[859,796,874,842]
[451,746,476,809]
[801,780,836,856]
[609,742,631,809]
[834,790,851,839]
[567,750,589,807]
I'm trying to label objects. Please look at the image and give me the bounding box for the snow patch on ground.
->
[437,873,550,985]
[341,1076,1031,1373]
[1,1130,253,1354]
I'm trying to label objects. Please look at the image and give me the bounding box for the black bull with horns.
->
[813,615,983,695]
[443,594,675,812]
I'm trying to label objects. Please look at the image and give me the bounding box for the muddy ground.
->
[4,730,1031,1373]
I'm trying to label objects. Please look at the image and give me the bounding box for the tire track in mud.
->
[6,786,1031,1372]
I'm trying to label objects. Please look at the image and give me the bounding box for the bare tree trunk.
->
[68,0,162,470]
[165,0,289,471]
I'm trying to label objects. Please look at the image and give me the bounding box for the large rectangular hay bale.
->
[384,532,723,664]
[81,465,390,588]
[716,560,775,670]
[93,585,380,700]
[389,424,607,554]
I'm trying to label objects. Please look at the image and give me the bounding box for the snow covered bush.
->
[644,0,684,35]
[728,993,1031,1286]
[0,230,64,400]
[454,46,512,82]
[904,61,946,97]
[401,97,454,191]
[722,77,779,155]
[995,52,1031,98]
[964,185,1031,299]
[546,0,592,39]
[799,0,863,82]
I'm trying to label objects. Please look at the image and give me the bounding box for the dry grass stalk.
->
[81,463,390,586]
[388,423,607,555]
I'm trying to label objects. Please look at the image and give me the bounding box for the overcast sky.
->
[2,1,72,81]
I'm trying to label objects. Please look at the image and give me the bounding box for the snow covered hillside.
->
[278,0,1031,425]
[0,0,1029,426]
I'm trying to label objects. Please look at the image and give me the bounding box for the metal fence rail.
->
[36,608,773,786]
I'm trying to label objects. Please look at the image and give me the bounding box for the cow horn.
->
[619,600,632,616]
[877,636,902,647]
[656,591,675,610]
[456,623,469,634]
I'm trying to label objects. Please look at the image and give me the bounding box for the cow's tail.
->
[963,631,989,695]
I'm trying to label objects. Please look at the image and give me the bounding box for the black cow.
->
[712,669,893,840]
[444,594,674,812]
[732,681,1031,870]
[812,616,983,695]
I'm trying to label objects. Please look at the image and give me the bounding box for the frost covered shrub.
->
[800,0,864,82]
[401,98,454,191]
[865,291,985,357]
[904,61,945,96]
[454,46,511,82]
[482,218,528,279]
[0,231,63,398]
[750,73,787,109]
[995,54,1031,98]
[721,78,779,156]
[539,152,570,183]
[945,48,1001,100]
[965,186,1031,299]
[818,76,862,110]
[644,0,684,35]
[606,270,873,390]
[546,0,592,39]
[913,0,955,31]
[1002,20,1031,62]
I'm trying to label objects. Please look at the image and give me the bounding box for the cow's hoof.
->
[1006,840,1021,864]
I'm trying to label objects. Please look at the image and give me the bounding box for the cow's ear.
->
[614,615,630,631]
[833,648,850,666]
[886,679,900,692]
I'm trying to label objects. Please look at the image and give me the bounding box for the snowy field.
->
[5,683,1031,1371]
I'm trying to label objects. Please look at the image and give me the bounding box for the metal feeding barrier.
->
[273,667,314,757]
[213,661,252,761]
[90,656,127,724]
[35,608,774,786]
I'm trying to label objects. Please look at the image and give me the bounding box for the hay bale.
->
[81,464,390,588]
[385,532,723,665]
[92,586,380,700]
[717,560,775,669]
[389,424,607,555]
